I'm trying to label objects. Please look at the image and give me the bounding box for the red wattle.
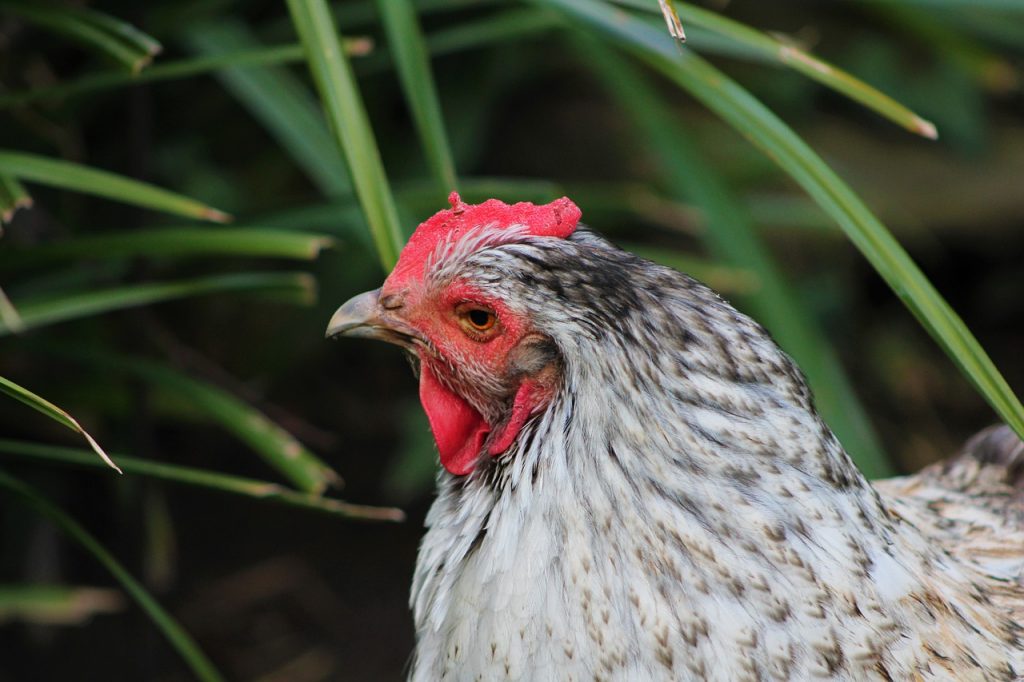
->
[488,380,545,456]
[419,365,490,476]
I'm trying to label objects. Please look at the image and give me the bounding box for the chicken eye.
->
[453,300,501,338]
[461,307,497,333]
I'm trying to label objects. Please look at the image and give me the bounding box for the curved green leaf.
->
[286,0,405,269]
[0,375,119,472]
[0,13,548,111]
[1,228,334,270]
[185,22,353,197]
[0,45,305,109]
[0,439,403,521]
[423,8,562,59]
[377,0,458,196]
[90,357,341,496]
[0,470,223,682]
[1,1,162,73]
[0,272,315,336]
[0,585,123,625]
[0,151,230,222]
[611,0,937,138]
[0,174,32,224]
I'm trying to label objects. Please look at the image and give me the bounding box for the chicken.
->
[327,193,1024,681]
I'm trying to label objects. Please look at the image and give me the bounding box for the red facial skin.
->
[386,279,553,475]
[380,193,579,476]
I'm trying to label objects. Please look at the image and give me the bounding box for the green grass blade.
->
[0,439,403,522]
[184,21,353,197]
[83,356,341,495]
[0,469,224,682]
[71,4,163,63]
[1,228,333,271]
[0,375,120,472]
[610,0,937,138]
[0,585,123,625]
[545,0,1024,445]
[0,8,549,112]
[0,151,230,222]
[424,8,562,58]
[1,1,161,73]
[0,42,361,110]
[584,40,889,476]
[951,8,1024,52]
[0,286,23,332]
[252,202,369,236]
[333,0,512,26]
[0,174,32,223]
[0,272,315,336]
[377,0,458,196]
[286,0,405,269]
[0,45,301,109]
[865,4,1016,93]
[745,193,835,233]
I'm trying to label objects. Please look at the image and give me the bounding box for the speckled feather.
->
[399,224,1024,681]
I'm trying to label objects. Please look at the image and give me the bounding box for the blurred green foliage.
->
[0,0,1022,678]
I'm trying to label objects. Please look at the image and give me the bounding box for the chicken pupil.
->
[468,309,491,327]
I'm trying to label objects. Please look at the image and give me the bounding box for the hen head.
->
[327,193,581,476]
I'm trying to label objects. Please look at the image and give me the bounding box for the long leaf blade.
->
[0,41,365,110]
[0,174,32,223]
[0,585,123,625]
[0,375,120,472]
[0,439,403,521]
[1,1,162,73]
[424,8,562,59]
[95,357,341,496]
[184,21,353,197]
[0,470,223,682]
[0,151,230,222]
[0,286,23,332]
[73,4,163,63]
[0,13,546,112]
[610,0,937,138]
[286,0,405,269]
[377,0,459,196]
[0,272,315,336]
[1,228,333,270]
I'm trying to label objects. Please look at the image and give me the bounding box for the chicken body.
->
[328,196,1024,681]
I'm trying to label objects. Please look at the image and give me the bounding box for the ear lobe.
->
[488,337,561,457]
[508,335,561,378]
[487,378,553,456]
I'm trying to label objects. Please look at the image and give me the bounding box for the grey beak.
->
[326,288,383,339]
[326,288,417,348]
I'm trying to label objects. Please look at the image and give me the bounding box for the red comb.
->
[386,192,581,286]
